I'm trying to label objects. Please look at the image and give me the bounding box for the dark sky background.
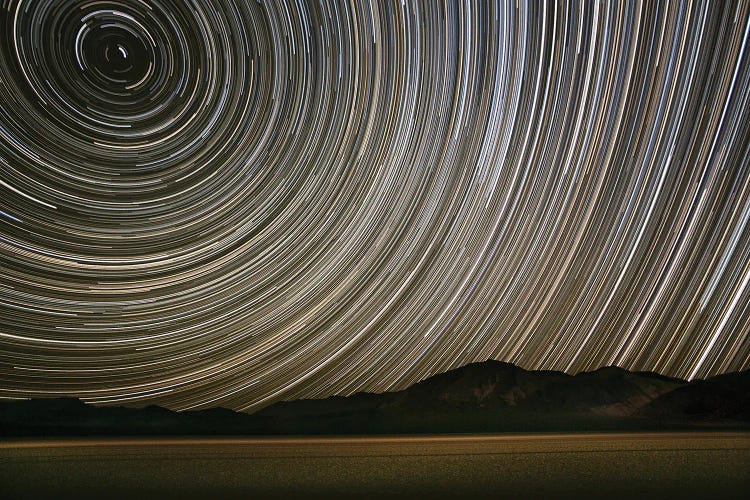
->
[0,0,749,411]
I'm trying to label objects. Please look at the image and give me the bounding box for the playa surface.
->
[2,432,749,498]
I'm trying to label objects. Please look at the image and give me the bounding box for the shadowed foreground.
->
[1,432,749,498]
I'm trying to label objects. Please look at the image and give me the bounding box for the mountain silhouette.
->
[2,361,748,436]
[255,361,690,433]
[638,370,750,421]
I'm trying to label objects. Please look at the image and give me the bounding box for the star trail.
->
[1,0,749,411]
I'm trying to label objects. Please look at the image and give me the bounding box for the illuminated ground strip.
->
[1,1,749,411]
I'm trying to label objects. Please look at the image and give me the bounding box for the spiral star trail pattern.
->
[0,0,749,411]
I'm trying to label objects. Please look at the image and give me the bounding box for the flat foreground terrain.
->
[1,432,749,498]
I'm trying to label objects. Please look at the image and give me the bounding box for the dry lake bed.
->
[1,432,749,498]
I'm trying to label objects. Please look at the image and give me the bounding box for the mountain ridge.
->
[2,360,748,436]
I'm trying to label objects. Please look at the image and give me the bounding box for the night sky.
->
[1,0,749,411]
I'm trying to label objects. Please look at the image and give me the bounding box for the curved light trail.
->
[1,0,749,411]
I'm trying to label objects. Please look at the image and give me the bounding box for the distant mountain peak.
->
[583,365,630,374]
[2,363,748,436]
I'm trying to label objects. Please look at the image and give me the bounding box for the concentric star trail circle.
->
[1,1,749,411]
